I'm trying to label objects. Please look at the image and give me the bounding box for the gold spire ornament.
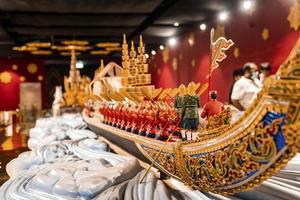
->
[287,1,300,31]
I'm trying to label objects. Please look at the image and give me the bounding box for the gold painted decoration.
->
[0,71,12,84]
[19,76,26,82]
[209,29,234,75]
[287,1,300,31]
[188,32,195,47]
[262,28,270,40]
[37,75,43,81]
[12,64,18,70]
[27,63,38,74]
[162,47,169,63]
[233,47,240,58]
[191,59,196,68]
[172,57,178,71]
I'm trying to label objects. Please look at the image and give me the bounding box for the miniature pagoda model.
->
[63,49,90,106]
[120,34,155,100]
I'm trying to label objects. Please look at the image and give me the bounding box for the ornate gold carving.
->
[63,49,90,106]
[287,1,300,31]
[205,107,231,130]
[85,36,300,195]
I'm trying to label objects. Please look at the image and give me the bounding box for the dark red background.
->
[149,0,300,104]
[0,58,45,110]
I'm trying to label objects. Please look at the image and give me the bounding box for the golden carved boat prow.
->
[83,36,300,195]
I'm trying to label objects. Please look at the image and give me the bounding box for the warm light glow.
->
[200,23,207,31]
[145,54,149,59]
[174,22,179,27]
[151,50,156,55]
[219,11,228,21]
[159,45,164,50]
[242,0,253,10]
[76,61,84,69]
[168,37,177,46]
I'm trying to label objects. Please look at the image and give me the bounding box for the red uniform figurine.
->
[201,91,224,119]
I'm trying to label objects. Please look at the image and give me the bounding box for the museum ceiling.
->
[0,0,238,59]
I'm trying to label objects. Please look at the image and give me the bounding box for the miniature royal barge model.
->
[82,34,300,195]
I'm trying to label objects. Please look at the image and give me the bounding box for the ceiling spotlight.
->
[168,37,177,46]
[219,11,228,21]
[145,54,149,59]
[174,22,179,27]
[151,50,156,55]
[200,23,207,31]
[159,45,164,50]
[242,0,253,10]
[76,61,84,69]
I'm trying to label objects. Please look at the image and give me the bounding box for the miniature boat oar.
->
[139,119,179,183]
[139,133,173,183]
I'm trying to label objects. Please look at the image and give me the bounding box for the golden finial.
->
[130,40,136,58]
[139,35,143,47]
[123,33,127,45]
[138,35,145,55]
[131,40,134,51]
[70,49,77,70]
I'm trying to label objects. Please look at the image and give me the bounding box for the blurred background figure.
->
[231,63,262,111]
[260,62,272,83]
[228,68,244,104]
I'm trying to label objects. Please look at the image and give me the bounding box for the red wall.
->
[149,0,300,104]
[0,58,45,110]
